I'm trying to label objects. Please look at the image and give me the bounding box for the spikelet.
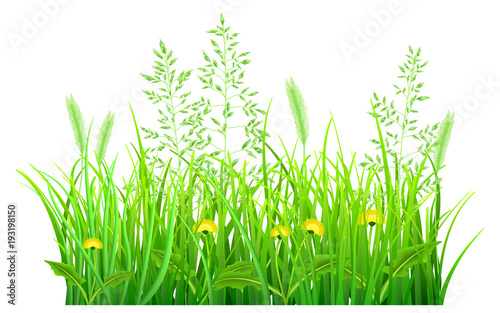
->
[96,111,115,164]
[433,111,455,171]
[65,94,87,154]
[285,77,309,146]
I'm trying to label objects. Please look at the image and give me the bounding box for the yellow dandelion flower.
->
[358,210,386,227]
[83,238,103,250]
[271,226,291,239]
[193,219,218,234]
[303,219,324,236]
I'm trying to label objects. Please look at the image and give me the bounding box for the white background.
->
[1,1,499,312]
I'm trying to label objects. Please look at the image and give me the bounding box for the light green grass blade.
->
[439,229,483,303]
[139,184,178,305]
[177,213,215,305]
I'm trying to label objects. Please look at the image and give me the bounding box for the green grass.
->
[18,96,482,305]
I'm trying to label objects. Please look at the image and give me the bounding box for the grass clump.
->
[18,18,481,306]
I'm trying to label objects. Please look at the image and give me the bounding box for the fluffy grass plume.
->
[65,94,87,154]
[285,77,309,146]
[96,111,115,164]
[433,111,455,171]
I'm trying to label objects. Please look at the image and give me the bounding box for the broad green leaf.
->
[213,271,262,291]
[104,271,134,288]
[211,263,282,296]
[45,260,89,304]
[309,255,365,288]
[89,271,134,303]
[220,261,255,275]
[383,241,441,277]
[379,241,441,302]
[151,250,195,280]
[45,260,85,286]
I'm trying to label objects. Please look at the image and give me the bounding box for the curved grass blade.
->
[439,229,483,304]
[138,182,178,305]
[177,213,215,305]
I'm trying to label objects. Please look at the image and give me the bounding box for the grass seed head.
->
[96,111,115,164]
[285,77,309,146]
[65,94,87,154]
[433,111,455,172]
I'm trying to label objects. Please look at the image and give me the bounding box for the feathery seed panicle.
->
[65,94,87,154]
[433,111,455,171]
[96,111,115,164]
[285,77,309,146]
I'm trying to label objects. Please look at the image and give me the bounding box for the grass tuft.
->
[19,22,480,306]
